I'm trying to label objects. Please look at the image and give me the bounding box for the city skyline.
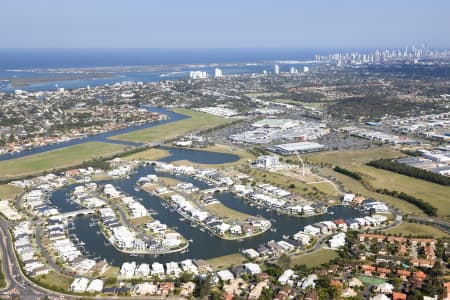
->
[1,0,450,49]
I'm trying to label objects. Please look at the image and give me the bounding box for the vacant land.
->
[110,108,232,143]
[245,168,335,201]
[355,165,450,217]
[308,148,450,217]
[205,202,254,221]
[319,167,425,216]
[207,253,247,270]
[383,222,449,238]
[35,271,73,291]
[172,144,254,168]
[305,147,405,166]
[0,142,128,179]
[0,184,23,200]
[122,148,170,161]
[289,248,338,268]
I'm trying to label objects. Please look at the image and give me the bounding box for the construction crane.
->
[295,150,306,177]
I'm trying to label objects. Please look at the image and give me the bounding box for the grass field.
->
[172,144,254,168]
[110,108,232,143]
[0,142,129,179]
[306,148,450,217]
[305,147,405,166]
[289,248,338,268]
[319,167,425,216]
[355,165,450,217]
[207,253,247,270]
[0,184,23,200]
[204,203,254,221]
[122,148,170,161]
[245,168,335,201]
[383,222,449,238]
[35,271,74,291]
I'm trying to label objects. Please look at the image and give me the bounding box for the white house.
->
[71,277,89,293]
[86,279,104,293]
[151,262,165,276]
[304,225,320,236]
[244,263,262,275]
[217,269,234,282]
[329,233,346,249]
[120,262,136,279]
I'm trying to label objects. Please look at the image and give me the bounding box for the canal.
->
[48,147,367,266]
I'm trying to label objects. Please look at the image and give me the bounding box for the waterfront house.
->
[304,225,320,236]
[151,262,165,276]
[120,262,136,279]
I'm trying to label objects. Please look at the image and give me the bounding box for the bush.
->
[333,166,362,180]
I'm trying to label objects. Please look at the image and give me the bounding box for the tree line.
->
[333,166,362,180]
[376,188,437,216]
[368,159,450,186]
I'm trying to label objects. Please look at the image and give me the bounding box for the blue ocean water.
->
[0,48,327,92]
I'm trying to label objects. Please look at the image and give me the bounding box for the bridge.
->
[60,209,95,218]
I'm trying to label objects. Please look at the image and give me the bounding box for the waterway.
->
[48,148,367,266]
[0,107,187,161]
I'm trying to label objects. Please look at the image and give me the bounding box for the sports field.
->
[109,108,232,143]
[0,142,128,179]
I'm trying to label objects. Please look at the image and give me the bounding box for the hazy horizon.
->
[1,0,450,49]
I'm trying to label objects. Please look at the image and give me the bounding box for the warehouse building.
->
[267,142,325,155]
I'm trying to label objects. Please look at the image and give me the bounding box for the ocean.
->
[0,48,327,92]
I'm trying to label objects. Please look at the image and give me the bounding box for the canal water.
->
[0,107,187,161]
[48,147,366,266]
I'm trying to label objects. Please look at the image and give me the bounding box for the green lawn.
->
[109,108,232,143]
[35,271,74,292]
[207,253,247,270]
[289,248,338,268]
[0,184,23,200]
[383,222,449,238]
[0,142,128,179]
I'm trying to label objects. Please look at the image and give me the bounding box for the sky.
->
[1,0,450,49]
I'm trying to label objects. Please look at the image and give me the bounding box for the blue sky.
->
[1,0,449,49]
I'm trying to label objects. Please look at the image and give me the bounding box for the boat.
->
[270,228,277,232]
[179,218,185,221]
[282,235,289,240]
[188,239,194,243]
